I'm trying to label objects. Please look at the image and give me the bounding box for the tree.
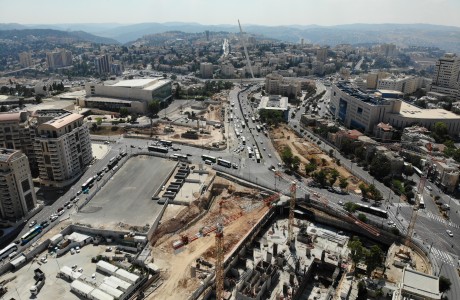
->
[356,281,368,300]
[130,113,138,123]
[35,94,43,103]
[359,183,368,198]
[344,202,358,213]
[432,122,449,143]
[119,107,129,118]
[349,237,365,270]
[357,213,367,222]
[0,105,7,112]
[96,118,102,126]
[281,146,293,166]
[170,74,177,80]
[369,154,391,179]
[439,276,451,295]
[403,164,414,176]
[304,162,317,175]
[313,170,328,187]
[368,184,383,201]
[339,177,349,189]
[292,156,301,171]
[365,245,383,276]
[147,100,161,116]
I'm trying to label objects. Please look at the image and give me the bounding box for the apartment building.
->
[200,62,213,79]
[18,51,33,67]
[46,49,73,70]
[34,111,92,188]
[366,72,390,89]
[330,81,460,134]
[0,148,37,220]
[95,54,112,75]
[0,112,36,173]
[377,76,423,94]
[265,73,301,97]
[430,53,460,101]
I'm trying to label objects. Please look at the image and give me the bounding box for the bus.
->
[81,176,96,191]
[355,203,388,218]
[148,145,168,153]
[172,154,188,161]
[256,125,261,132]
[159,140,173,147]
[201,155,217,163]
[242,136,246,145]
[217,158,232,168]
[107,157,118,169]
[413,167,423,177]
[0,244,18,261]
[21,226,43,245]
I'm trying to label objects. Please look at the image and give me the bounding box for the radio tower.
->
[215,223,224,300]
[288,182,296,248]
[238,19,255,79]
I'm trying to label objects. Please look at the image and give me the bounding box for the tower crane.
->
[215,223,224,300]
[238,19,255,79]
[288,182,296,248]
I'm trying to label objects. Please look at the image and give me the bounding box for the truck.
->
[30,268,45,296]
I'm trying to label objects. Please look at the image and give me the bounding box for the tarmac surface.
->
[72,155,176,228]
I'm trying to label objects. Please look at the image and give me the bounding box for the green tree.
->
[339,177,349,189]
[365,245,383,276]
[281,146,293,166]
[359,183,368,198]
[95,118,102,126]
[439,276,451,295]
[35,94,43,103]
[292,156,301,171]
[403,164,415,176]
[368,184,382,201]
[432,122,449,143]
[313,170,328,187]
[349,237,365,271]
[344,202,359,213]
[369,154,391,179]
[119,107,129,118]
[356,281,368,300]
[147,100,161,116]
[304,162,317,175]
[0,105,7,112]
[358,213,367,222]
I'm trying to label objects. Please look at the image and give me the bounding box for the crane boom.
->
[238,19,255,79]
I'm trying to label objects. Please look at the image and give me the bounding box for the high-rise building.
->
[46,49,73,70]
[19,51,33,67]
[316,48,328,63]
[379,44,397,57]
[377,76,423,94]
[0,148,37,221]
[34,111,92,188]
[200,62,214,79]
[110,61,124,76]
[265,73,301,97]
[0,112,36,174]
[430,53,460,101]
[95,54,112,75]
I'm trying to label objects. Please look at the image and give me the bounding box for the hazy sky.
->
[1,0,460,27]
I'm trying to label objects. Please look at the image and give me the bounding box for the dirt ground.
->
[271,124,362,191]
[147,178,269,300]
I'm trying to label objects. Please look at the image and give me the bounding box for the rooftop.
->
[401,267,441,299]
[396,102,459,119]
[41,112,83,130]
[107,78,171,91]
[258,95,289,111]
[0,148,20,163]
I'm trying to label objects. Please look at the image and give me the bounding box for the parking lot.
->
[72,155,176,228]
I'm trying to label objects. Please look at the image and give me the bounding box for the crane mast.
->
[238,19,255,79]
[288,182,296,248]
[215,223,224,300]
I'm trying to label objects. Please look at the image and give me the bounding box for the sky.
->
[1,0,460,27]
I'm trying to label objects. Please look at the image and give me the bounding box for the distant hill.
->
[0,28,119,45]
[2,23,460,52]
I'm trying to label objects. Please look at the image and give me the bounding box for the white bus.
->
[0,244,18,261]
[413,167,423,177]
[217,158,232,168]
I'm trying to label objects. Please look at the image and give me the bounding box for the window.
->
[357,107,363,114]
[21,179,30,192]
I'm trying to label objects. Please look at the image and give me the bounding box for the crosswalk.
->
[431,247,457,267]
[419,211,460,228]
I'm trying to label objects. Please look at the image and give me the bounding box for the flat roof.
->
[60,266,82,280]
[397,102,460,119]
[110,78,158,88]
[258,95,289,111]
[104,276,131,290]
[402,268,441,299]
[42,112,83,129]
[71,280,94,295]
[68,232,91,243]
[86,97,133,104]
[97,260,119,273]
[0,112,21,122]
[98,283,124,298]
[115,268,139,283]
[90,288,114,300]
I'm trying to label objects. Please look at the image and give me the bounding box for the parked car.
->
[40,221,49,228]
[446,229,454,237]
[29,220,37,228]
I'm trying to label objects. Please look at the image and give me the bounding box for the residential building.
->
[430,53,460,101]
[379,44,397,57]
[316,47,328,63]
[221,63,235,77]
[0,112,36,173]
[393,267,441,300]
[94,54,112,75]
[34,111,92,187]
[46,49,73,70]
[377,76,423,94]
[330,81,460,134]
[83,78,172,114]
[0,148,37,220]
[110,61,124,76]
[200,62,213,79]
[265,73,301,97]
[367,72,390,89]
[257,95,290,121]
[373,122,394,141]
[374,146,404,175]
[18,52,33,67]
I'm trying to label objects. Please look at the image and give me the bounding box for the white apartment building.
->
[0,112,36,172]
[46,49,72,70]
[0,148,37,220]
[430,53,460,101]
[377,76,422,94]
[34,111,92,188]
[265,73,301,97]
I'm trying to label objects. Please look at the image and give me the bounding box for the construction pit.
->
[147,178,271,300]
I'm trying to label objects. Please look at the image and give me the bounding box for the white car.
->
[338,201,344,206]
[446,229,454,237]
